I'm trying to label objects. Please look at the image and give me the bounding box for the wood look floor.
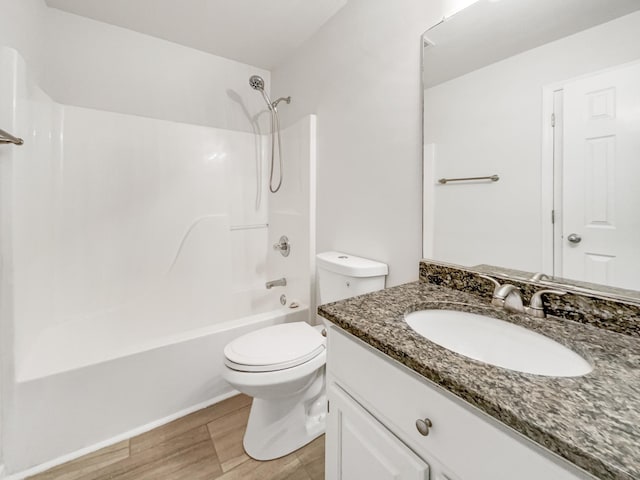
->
[29,395,325,480]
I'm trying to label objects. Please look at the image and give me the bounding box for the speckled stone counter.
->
[318,281,640,480]
[419,261,640,337]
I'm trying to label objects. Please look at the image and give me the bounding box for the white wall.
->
[271,0,453,287]
[0,0,46,82]
[41,8,271,133]
[0,0,271,133]
[0,1,47,465]
[424,12,640,271]
[0,44,24,479]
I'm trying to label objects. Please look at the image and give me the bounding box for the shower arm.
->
[271,97,291,109]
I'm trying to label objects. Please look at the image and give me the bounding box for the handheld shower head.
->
[249,75,265,91]
[248,74,291,194]
[249,74,275,112]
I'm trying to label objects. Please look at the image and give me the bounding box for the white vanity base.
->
[325,327,596,480]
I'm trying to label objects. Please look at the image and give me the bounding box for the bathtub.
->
[5,298,308,477]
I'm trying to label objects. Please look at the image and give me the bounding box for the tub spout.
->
[266,278,287,289]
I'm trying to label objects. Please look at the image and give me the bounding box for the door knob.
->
[567,233,582,244]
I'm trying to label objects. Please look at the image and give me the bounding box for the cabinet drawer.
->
[327,327,593,480]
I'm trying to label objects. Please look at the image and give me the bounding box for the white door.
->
[325,383,430,480]
[561,62,640,290]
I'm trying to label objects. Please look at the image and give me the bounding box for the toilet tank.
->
[316,251,388,305]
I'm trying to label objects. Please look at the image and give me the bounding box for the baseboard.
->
[4,389,239,480]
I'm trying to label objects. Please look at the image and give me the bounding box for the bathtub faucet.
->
[266,277,287,289]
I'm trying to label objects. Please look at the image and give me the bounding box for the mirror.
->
[422,0,640,296]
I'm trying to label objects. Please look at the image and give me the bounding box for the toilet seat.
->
[224,322,325,373]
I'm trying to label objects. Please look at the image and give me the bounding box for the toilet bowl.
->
[222,251,388,461]
[222,322,327,460]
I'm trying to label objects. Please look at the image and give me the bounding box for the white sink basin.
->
[405,309,592,377]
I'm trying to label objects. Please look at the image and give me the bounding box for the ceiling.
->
[423,0,640,87]
[44,0,347,69]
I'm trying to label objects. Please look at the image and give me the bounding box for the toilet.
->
[222,251,388,460]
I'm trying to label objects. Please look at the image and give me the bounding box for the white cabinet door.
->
[326,383,430,480]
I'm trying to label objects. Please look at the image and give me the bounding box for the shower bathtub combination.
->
[0,47,316,476]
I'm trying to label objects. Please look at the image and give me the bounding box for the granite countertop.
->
[318,281,640,480]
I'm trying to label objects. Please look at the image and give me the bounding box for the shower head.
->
[249,75,265,91]
[248,75,290,194]
[249,74,274,111]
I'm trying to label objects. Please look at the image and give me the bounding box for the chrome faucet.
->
[478,274,566,318]
[526,289,566,318]
[530,272,551,282]
[478,275,524,313]
[273,235,291,257]
[266,277,287,289]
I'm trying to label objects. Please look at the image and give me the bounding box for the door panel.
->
[562,62,640,289]
[326,383,430,480]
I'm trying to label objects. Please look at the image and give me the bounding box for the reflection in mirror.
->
[422,0,640,294]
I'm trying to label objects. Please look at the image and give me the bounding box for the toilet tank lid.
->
[316,251,388,277]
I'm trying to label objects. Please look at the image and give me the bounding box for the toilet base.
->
[243,369,326,460]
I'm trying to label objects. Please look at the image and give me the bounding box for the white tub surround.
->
[0,47,318,475]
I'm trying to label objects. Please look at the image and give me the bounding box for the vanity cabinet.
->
[325,326,595,480]
[326,383,430,479]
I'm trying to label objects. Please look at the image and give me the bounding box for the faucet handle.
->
[527,289,566,318]
[477,275,523,311]
[477,274,501,286]
[530,272,551,282]
[273,235,291,257]
[477,274,502,294]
